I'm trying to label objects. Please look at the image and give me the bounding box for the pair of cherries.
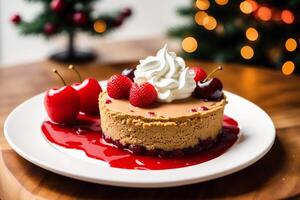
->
[44,66,102,124]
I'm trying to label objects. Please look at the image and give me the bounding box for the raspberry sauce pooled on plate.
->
[41,114,239,170]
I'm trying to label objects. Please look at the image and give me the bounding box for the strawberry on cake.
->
[99,45,226,157]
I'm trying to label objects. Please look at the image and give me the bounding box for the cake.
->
[99,45,226,157]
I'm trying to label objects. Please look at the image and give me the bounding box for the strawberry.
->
[107,75,133,99]
[129,82,157,108]
[192,67,207,82]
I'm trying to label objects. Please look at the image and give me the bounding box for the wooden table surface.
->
[0,39,300,200]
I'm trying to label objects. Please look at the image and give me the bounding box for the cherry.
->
[44,69,80,124]
[73,11,87,25]
[121,8,132,18]
[121,68,135,81]
[44,23,56,35]
[69,65,102,115]
[11,14,21,24]
[192,67,207,82]
[194,66,223,100]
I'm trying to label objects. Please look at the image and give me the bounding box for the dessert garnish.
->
[44,69,80,124]
[190,108,197,113]
[192,67,207,82]
[121,68,135,81]
[107,74,133,99]
[129,82,157,108]
[134,44,196,103]
[105,99,112,104]
[200,106,209,111]
[147,112,156,117]
[106,74,158,108]
[194,66,223,100]
[108,46,224,107]
[69,65,102,115]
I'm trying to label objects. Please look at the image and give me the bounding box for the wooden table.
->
[0,39,300,200]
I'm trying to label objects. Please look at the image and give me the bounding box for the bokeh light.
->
[281,10,294,24]
[247,0,258,11]
[203,16,217,30]
[240,46,254,59]
[246,27,258,41]
[194,11,208,25]
[196,0,210,10]
[282,61,295,75]
[285,38,297,52]
[257,6,272,21]
[215,0,229,6]
[240,1,253,14]
[216,24,225,34]
[93,20,106,33]
[182,37,198,53]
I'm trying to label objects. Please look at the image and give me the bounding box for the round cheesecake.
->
[99,45,226,157]
[99,91,226,153]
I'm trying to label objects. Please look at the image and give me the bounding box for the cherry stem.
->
[68,65,82,83]
[203,66,223,82]
[52,69,66,86]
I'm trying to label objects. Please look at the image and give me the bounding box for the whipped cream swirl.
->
[134,45,196,102]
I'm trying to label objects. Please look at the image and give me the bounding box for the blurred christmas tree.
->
[169,0,299,75]
[11,0,132,62]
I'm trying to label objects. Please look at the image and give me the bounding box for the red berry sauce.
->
[200,106,209,111]
[41,114,239,170]
[105,99,112,104]
[147,112,156,117]
[190,108,197,112]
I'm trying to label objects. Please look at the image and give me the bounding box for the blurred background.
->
[0,0,188,65]
[0,0,299,75]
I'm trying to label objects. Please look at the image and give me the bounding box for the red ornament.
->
[51,0,64,12]
[121,8,132,18]
[11,14,21,24]
[72,12,87,25]
[113,16,124,27]
[44,23,56,34]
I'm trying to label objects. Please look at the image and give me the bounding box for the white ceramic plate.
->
[4,81,275,188]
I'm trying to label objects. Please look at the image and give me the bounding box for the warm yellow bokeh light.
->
[247,0,258,11]
[285,38,297,52]
[182,37,198,53]
[203,16,217,30]
[240,1,253,14]
[194,11,208,25]
[196,0,210,10]
[246,27,258,41]
[240,46,254,59]
[215,0,229,6]
[93,20,106,33]
[282,61,295,75]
